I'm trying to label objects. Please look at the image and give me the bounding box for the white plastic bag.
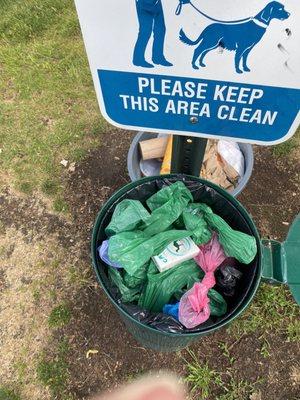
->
[218,141,245,178]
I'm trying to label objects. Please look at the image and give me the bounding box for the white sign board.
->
[75,0,300,144]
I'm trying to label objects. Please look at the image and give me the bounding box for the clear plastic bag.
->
[218,140,245,178]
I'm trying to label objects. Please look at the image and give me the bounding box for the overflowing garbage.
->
[98,181,257,332]
[139,136,245,191]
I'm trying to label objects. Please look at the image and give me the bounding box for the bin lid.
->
[284,215,300,304]
[262,214,300,305]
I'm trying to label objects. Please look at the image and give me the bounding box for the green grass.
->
[287,320,300,342]
[272,127,299,157]
[0,387,20,400]
[184,351,261,400]
[53,197,69,213]
[184,350,223,399]
[0,0,107,202]
[13,360,28,384]
[18,181,34,195]
[67,266,91,287]
[36,339,70,398]
[216,378,257,400]
[272,139,297,157]
[229,284,300,339]
[260,339,271,358]
[41,179,60,196]
[48,304,71,328]
[218,342,235,365]
[37,358,68,396]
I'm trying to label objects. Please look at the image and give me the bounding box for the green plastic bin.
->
[91,175,300,352]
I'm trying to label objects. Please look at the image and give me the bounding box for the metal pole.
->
[171,135,207,176]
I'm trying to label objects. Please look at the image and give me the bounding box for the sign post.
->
[171,136,207,175]
[75,0,300,173]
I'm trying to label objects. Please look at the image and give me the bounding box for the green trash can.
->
[91,174,300,352]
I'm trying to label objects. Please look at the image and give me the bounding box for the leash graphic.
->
[176,0,252,24]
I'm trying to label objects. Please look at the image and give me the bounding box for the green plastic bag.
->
[186,203,257,264]
[208,289,227,316]
[108,229,191,277]
[142,181,193,236]
[138,260,204,312]
[146,181,193,211]
[182,208,212,245]
[108,268,141,303]
[105,200,150,236]
[123,262,150,289]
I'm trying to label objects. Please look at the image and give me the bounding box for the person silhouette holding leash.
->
[133,0,174,68]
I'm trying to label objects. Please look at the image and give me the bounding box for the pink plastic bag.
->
[179,233,227,329]
[194,232,226,288]
[178,282,210,328]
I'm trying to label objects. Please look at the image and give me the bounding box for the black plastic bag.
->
[216,265,243,297]
[121,303,185,333]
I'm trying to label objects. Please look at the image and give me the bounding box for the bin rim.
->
[127,132,254,197]
[91,174,262,338]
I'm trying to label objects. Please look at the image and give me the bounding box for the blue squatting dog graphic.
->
[133,0,173,68]
[179,1,290,73]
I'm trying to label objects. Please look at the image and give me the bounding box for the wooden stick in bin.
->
[160,136,173,174]
[139,137,169,160]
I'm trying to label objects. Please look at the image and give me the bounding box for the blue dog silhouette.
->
[179,1,290,74]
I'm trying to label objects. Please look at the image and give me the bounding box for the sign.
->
[75,0,300,144]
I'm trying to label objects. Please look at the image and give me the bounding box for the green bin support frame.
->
[262,214,300,304]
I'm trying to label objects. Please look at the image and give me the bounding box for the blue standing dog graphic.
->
[179,1,290,73]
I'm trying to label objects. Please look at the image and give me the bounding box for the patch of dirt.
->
[0,227,53,400]
[65,134,300,244]
[61,132,300,400]
[65,130,133,242]
[239,146,300,240]
[0,187,77,248]
[0,190,89,400]
[187,331,300,400]
[227,333,300,400]
[64,285,184,399]
[64,283,300,400]
[291,365,300,386]
[1,130,299,400]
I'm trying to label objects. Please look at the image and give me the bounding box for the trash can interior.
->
[93,175,260,333]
